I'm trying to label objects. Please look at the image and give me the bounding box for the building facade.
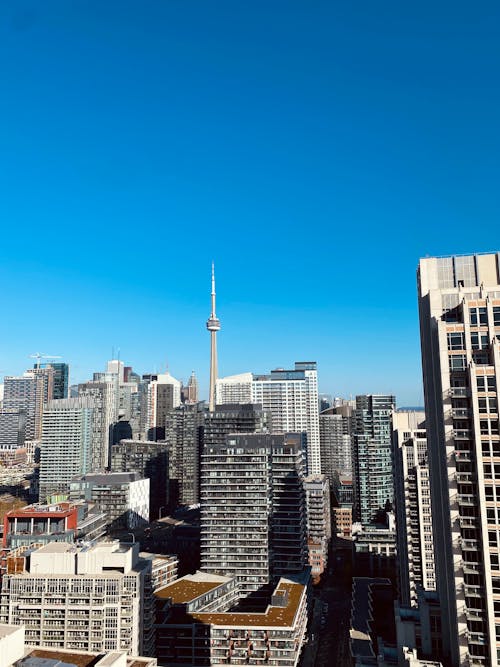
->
[319,404,354,481]
[216,362,321,474]
[0,542,154,656]
[418,252,500,666]
[201,432,308,594]
[352,394,396,525]
[69,472,149,531]
[38,397,97,502]
[392,410,436,609]
[110,439,169,519]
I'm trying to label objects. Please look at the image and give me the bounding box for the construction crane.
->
[29,353,62,369]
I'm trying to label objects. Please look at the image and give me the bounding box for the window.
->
[470,307,488,326]
[448,332,465,350]
[471,332,489,350]
[450,355,467,371]
[493,307,500,327]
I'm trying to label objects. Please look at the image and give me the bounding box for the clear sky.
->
[1,1,499,405]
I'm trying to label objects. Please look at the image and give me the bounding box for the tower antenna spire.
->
[206,263,221,412]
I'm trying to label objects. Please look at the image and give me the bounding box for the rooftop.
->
[157,575,306,629]
[155,571,232,603]
[192,581,304,628]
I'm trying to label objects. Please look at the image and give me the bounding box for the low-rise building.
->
[0,623,157,667]
[2,500,106,550]
[155,570,309,666]
[0,542,155,656]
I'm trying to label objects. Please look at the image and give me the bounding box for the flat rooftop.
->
[157,575,306,629]
[193,581,304,628]
[155,571,231,603]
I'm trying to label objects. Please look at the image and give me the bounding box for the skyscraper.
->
[142,372,181,440]
[3,368,54,441]
[200,432,307,594]
[164,403,204,507]
[182,370,199,404]
[320,404,354,482]
[352,394,395,525]
[38,397,100,501]
[206,263,221,412]
[392,410,435,608]
[418,252,500,667]
[216,362,321,474]
[36,362,69,399]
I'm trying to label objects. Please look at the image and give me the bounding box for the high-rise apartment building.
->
[78,381,115,469]
[392,410,435,608]
[0,410,26,452]
[201,403,270,449]
[0,541,155,656]
[320,404,354,482]
[352,394,396,525]
[3,368,54,441]
[143,373,181,440]
[200,432,307,594]
[418,252,500,667]
[110,439,169,519]
[36,362,69,399]
[216,361,321,474]
[164,403,204,507]
[304,474,331,580]
[38,397,99,501]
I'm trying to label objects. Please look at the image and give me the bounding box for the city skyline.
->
[1,3,499,406]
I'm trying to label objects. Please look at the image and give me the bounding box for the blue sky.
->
[0,1,499,405]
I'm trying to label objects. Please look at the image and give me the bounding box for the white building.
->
[418,252,500,666]
[0,541,155,656]
[216,362,321,474]
[392,411,436,609]
[39,397,99,502]
[0,622,157,667]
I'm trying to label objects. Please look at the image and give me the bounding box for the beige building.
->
[0,542,155,657]
[418,252,500,667]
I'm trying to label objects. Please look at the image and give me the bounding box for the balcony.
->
[454,429,472,440]
[451,387,471,398]
[461,538,480,550]
[455,451,473,463]
[457,494,477,506]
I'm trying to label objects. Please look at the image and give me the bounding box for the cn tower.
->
[206,263,221,412]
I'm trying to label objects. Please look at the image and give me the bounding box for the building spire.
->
[206,263,221,412]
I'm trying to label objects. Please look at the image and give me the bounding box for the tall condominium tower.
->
[182,370,199,404]
[39,397,100,501]
[142,372,181,440]
[110,439,169,520]
[392,410,435,609]
[78,381,115,469]
[36,362,69,399]
[3,368,54,441]
[352,394,396,525]
[206,263,221,412]
[418,252,500,667]
[164,403,205,507]
[200,432,307,594]
[320,404,354,482]
[216,362,321,474]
